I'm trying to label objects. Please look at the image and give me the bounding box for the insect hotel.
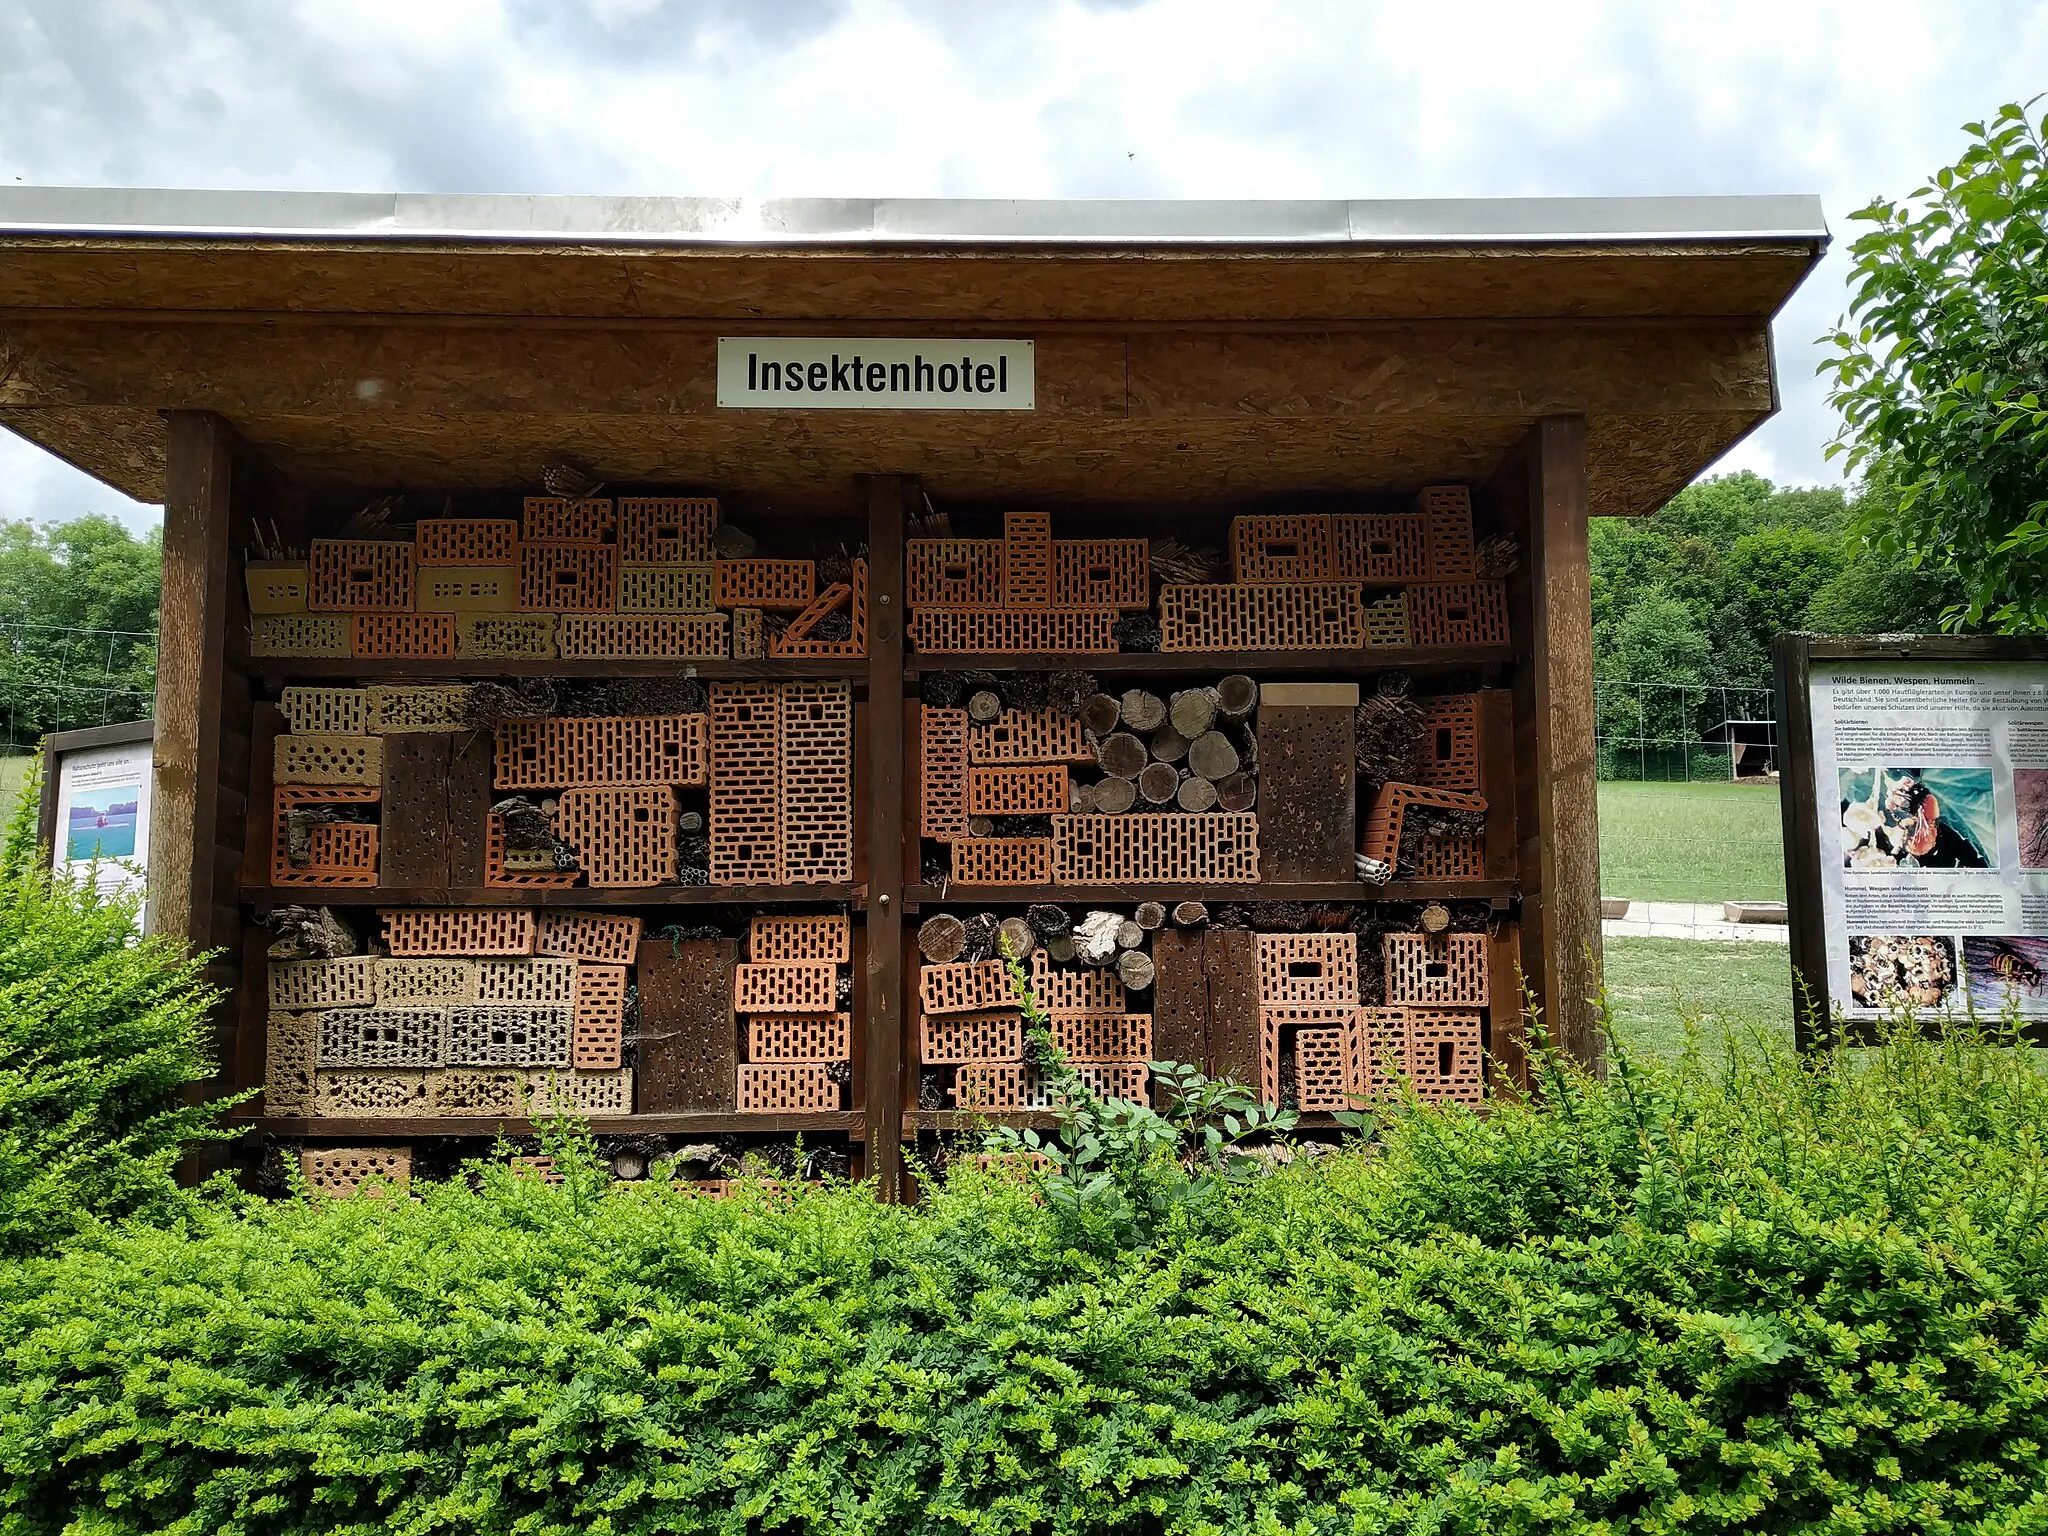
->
[0,189,1824,1195]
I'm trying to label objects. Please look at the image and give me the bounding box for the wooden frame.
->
[35,717,155,856]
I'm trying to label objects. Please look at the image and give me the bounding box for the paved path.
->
[1601,901,1789,944]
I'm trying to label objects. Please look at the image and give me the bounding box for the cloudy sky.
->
[2,0,2041,533]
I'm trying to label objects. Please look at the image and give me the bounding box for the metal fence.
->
[0,620,157,753]
[1594,680,1777,782]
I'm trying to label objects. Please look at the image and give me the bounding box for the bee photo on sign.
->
[1837,766,1995,870]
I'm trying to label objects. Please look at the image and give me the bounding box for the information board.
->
[37,721,154,904]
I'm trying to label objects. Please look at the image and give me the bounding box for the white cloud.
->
[3,0,2044,530]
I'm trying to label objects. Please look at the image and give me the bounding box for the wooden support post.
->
[863,475,908,1198]
[146,411,235,952]
[1495,415,1604,1071]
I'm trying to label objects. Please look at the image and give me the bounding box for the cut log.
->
[1187,730,1240,782]
[1138,762,1179,804]
[1094,775,1137,814]
[1097,732,1148,779]
[1047,933,1077,962]
[1149,724,1189,763]
[997,917,1038,962]
[1171,900,1210,926]
[1069,780,1098,813]
[1119,689,1167,733]
[1216,675,1259,721]
[1116,949,1156,992]
[1116,919,1145,950]
[1419,902,1452,934]
[1081,693,1123,738]
[1176,775,1218,812]
[1134,901,1167,931]
[677,809,705,834]
[918,913,967,964]
[959,912,1000,963]
[1170,687,1219,738]
[967,816,994,838]
[967,690,1003,724]
[1215,771,1258,812]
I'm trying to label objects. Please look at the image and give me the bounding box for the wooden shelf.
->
[242,884,863,908]
[903,645,1512,677]
[905,880,1516,906]
[236,1112,866,1139]
[252,657,864,682]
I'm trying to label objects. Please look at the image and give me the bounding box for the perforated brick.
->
[1362,592,1411,648]
[475,958,577,1005]
[1416,487,1477,579]
[446,1005,572,1067]
[427,1067,528,1117]
[772,561,868,658]
[779,681,853,885]
[908,608,1118,655]
[381,907,537,958]
[1256,933,1360,1005]
[310,539,415,612]
[495,714,710,790]
[920,706,969,840]
[417,518,519,565]
[484,815,580,890]
[907,540,1005,607]
[710,683,779,884]
[1030,950,1127,1013]
[417,566,519,613]
[1023,1063,1149,1108]
[573,964,628,1069]
[969,709,1092,765]
[252,614,351,658]
[1293,1026,1355,1110]
[511,1155,566,1184]
[746,1012,850,1063]
[1354,1007,1411,1099]
[373,958,477,1006]
[537,911,644,965]
[730,608,764,660]
[270,785,379,887]
[748,914,850,963]
[1331,515,1429,582]
[1052,540,1149,609]
[967,764,1068,816]
[246,561,309,614]
[557,614,729,660]
[734,961,836,1014]
[313,1070,430,1118]
[457,613,557,659]
[274,733,383,787]
[920,958,1012,1015]
[1406,581,1508,647]
[1257,1004,1357,1107]
[1406,1008,1484,1106]
[715,560,816,611]
[1361,782,1489,868]
[366,685,475,734]
[1158,584,1365,651]
[950,837,1053,886]
[318,1006,445,1068]
[1409,836,1485,880]
[770,580,850,647]
[619,563,716,613]
[953,1063,1027,1110]
[352,614,457,660]
[269,955,376,1011]
[302,1147,411,1196]
[1230,515,1335,583]
[526,1068,634,1117]
[1415,695,1481,789]
[920,1009,1025,1064]
[618,497,717,562]
[1050,1012,1152,1061]
[523,496,615,543]
[737,1063,840,1112]
[555,786,678,887]
[265,1009,317,1114]
[522,543,619,612]
[1002,512,1053,606]
[279,687,369,737]
[1050,813,1259,884]
[1383,933,1490,1007]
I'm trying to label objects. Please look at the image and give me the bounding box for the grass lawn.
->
[1601,936,1795,1061]
[0,755,34,818]
[1597,780,1786,903]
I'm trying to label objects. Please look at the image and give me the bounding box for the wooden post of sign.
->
[1492,415,1604,1072]
[864,475,909,1199]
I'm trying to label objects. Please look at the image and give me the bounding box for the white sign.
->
[52,740,153,902]
[717,338,1033,410]
[1808,661,2048,1018]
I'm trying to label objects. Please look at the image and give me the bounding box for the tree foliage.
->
[1821,100,2048,631]
[0,515,162,743]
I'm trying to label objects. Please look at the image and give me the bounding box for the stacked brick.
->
[1159,487,1506,651]
[734,915,850,1112]
[710,682,854,885]
[490,713,708,888]
[263,908,641,1119]
[906,512,1144,655]
[248,497,866,661]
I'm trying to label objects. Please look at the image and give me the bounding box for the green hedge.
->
[2,1025,2045,1534]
